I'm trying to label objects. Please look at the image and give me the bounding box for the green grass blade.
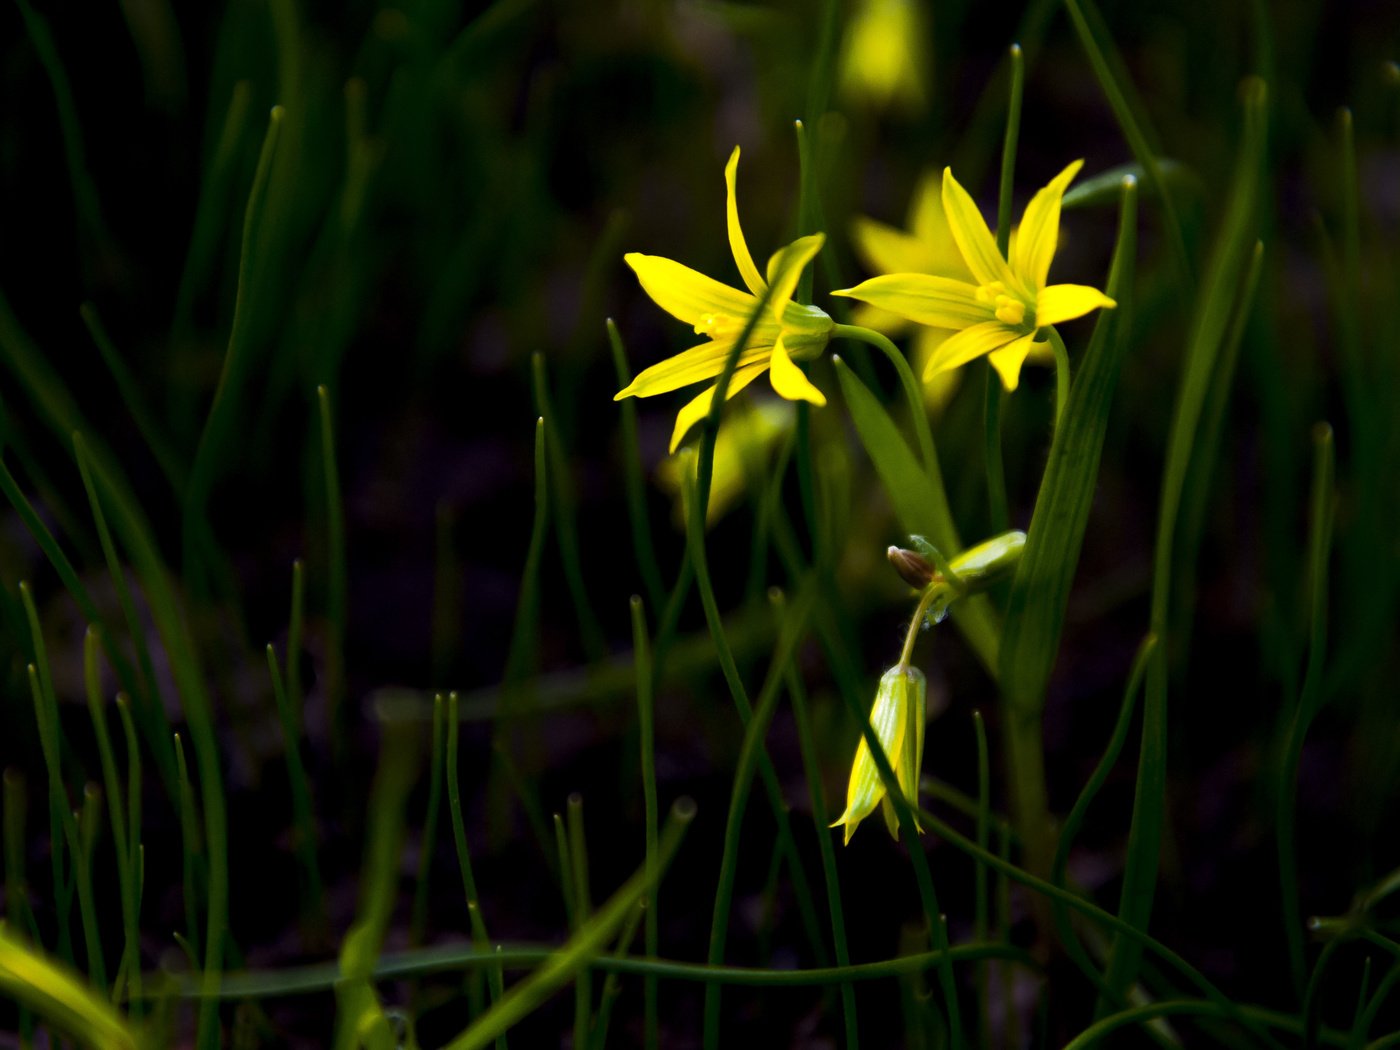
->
[608,325,665,612]
[567,794,593,1048]
[442,799,697,1050]
[1063,0,1194,287]
[1276,423,1336,996]
[316,384,349,759]
[996,177,1137,903]
[181,101,283,601]
[333,719,420,1050]
[84,628,137,1002]
[700,582,816,1050]
[0,928,141,1050]
[79,304,184,490]
[1100,78,1268,1012]
[784,600,858,1050]
[266,644,325,931]
[628,595,661,1050]
[588,899,646,1050]
[411,694,447,947]
[531,353,607,663]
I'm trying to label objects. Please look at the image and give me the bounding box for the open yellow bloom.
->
[838,0,929,114]
[835,161,1115,391]
[615,147,834,451]
[831,665,927,844]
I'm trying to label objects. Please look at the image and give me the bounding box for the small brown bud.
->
[887,545,935,588]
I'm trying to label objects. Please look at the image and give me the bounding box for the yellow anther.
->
[993,294,1026,327]
[694,312,739,338]
[974,281,1006,304]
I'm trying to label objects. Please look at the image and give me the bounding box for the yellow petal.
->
[616,337,773,400]
[668,362,768,452]
[768,336,826,406]
[1036,283,1117,327]
[833,273,991,330]
[625,253,757,329]
[924,320,1018,380]
[987,332,1040,391]
[830,670,909,845]
[940,168,1023,294]
[764,233,826,321]
[913,327,961,413]
[724,148,767,296]
[909,171,974,279]
[1011,160,1083,290]
[850,216,937,276]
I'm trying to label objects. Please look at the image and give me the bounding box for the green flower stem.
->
[831,324,949,512]
[898,585,942,669]
[984,42,1025,536]
[1046,326,1071,429]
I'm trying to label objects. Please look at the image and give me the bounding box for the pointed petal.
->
[987,332,1040,391]
[830,671,908,844]
[724,147,767,296]
[941,168,1022,293]
[912,328,961,412]
[768,336,826,406]
[668,363,767,452]
[910,171,974,279]
[616,337,773,400]
[924,320,1018,380]
[833,273,991,329]
[850,216,937,276]
[1011,160,1083,290]
[764,233,826,321]
[1036,283,1117,327]
[625,253,757,328]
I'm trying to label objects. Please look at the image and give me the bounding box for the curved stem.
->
[1045,326,1071,430]
[832,324,940,481]
[898,585,942,669]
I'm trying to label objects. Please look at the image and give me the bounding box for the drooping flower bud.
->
[831,665,928,844]
[887,545,936,588]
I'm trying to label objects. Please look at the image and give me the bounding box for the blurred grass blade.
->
[832,355,1000,676]
[1276,423,1336,995]
[443,798,697,1050]
[0,927,141,1050]
[316,385,348,758]
[182,104,283,590]
[1062,159,1193,210]
[1100,78,1268,1013]
[1063,0,1193,286]
[411,695,447,947]
[997,178,1137,896]
[628,595,661,1050]
[333,719,420,1050]
[608,322,665,612]
[531,353,607,662]
[266,644,325,931]
[80,303,184,490]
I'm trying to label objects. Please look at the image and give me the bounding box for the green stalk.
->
[173,733,203,965]
[1276,423,1336,995]
[608,324,665,612]
[267,645,325,930]
[700,584,818,1050]
[316,385,348,763]
[974,710,991,1046]
[784,605,859,1049]
[411,695,447,947]
[629,597,661,1050]
[985,42,1025,533]
[1045,327,1071,430]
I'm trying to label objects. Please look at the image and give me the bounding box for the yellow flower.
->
[656,399,793,526]
[615,147,834,452]
[831,665,927,844]
[838,0,929,114]
[848,170,972,410]
[835,161,1115,391]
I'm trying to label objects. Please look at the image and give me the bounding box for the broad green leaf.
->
[833,356,1000,677]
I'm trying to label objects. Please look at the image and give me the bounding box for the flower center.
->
[975,282,1032,329]
[694,312,741,339]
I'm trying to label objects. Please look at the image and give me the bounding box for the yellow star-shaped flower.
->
[835,161,1115,391]
[615,147,833,451]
